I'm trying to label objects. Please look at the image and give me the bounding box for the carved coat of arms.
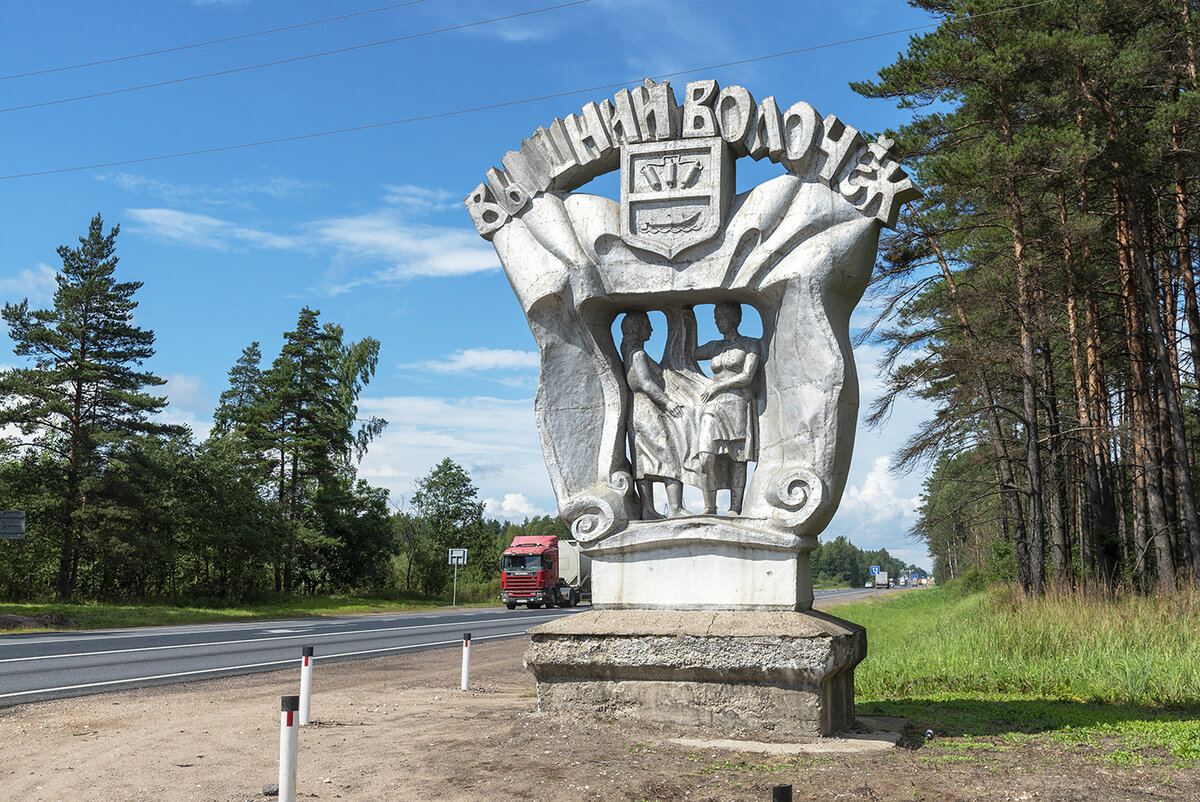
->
[620,139,732,259]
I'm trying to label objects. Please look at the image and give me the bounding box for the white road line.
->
[0,612,555,663]
[0,631,523,700]
[0,610,475,646]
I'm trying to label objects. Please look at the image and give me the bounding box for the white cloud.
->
[383,184,460,213]
[0,263,57,306]
[355,395,552,514]
[120,184,495,291]
[484,492,549,520]
[480,21,554,43]
[841,456,921,525]
[314,213,497,283]
[594,0,741,80]
[163,373,208,412]
[403,348,539,375]
[156,373,212,441]
[125,208,303,251]
[99,172,320,207]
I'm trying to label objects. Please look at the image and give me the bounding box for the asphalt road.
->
[0,588,872,706]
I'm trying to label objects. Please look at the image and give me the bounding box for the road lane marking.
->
[1,607,571,647]
[0,610,573,664]
[0,631,523,700]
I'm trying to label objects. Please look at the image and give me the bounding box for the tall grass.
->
[841,583,1200,708]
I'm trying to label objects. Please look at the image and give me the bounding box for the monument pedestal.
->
[524,609,865,737]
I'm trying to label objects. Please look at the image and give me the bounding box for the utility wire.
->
[0,1,430,82]
[0,0,593,114]
[0,0,1063,181]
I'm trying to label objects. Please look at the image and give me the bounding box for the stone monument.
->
[466,79,918,737]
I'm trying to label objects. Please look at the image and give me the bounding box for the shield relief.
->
[620,137,733,260]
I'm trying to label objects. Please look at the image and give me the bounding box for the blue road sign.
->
[870,565,879,576]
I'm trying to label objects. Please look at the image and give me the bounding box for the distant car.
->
[865,581,874,588]
[888,579,895,588]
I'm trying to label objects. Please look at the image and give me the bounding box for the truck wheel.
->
[528,602,542,609]
[506,603,517,610]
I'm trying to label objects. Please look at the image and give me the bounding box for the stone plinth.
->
[587,518,817,611]
[524,609,865,737]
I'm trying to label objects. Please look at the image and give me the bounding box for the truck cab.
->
[500,535,588,609]
[501,536,560,609]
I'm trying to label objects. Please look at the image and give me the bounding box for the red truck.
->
[500,536,591,609]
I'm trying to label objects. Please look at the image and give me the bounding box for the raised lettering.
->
[565,105,612,168]
[486,166,530,216]
[747,96,785,161]
[464,182,506,240]
[502,147,550,198]
[529,125,576,189]
[817,115,866,188]
[547,118,586,189]
[839,136,920,227]
[632,79,679,142]
[780,101,822,173]
[605,91,643,145]
[682,79,719,138]
[715,85,756,156]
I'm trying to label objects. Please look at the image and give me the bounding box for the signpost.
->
[448,548,467,606]
[0,511,25,540]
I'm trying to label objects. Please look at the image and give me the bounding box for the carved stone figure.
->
[619,311,687,519]
[692,302,760,515]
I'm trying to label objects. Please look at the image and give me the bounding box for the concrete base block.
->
[524,609,866,737]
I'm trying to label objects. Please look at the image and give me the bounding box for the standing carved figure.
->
[620,311,687,519]
[694,302,761,515]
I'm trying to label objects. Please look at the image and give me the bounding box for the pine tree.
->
[213,342,263,436]
[856,0,1200,591]
[247,307,387,592]
[0,214,171,600]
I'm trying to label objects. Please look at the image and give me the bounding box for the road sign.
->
[869,565,879,576]
[0,511,25,540]
[448,549,468,606]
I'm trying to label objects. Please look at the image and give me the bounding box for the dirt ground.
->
[1,626,1197,801]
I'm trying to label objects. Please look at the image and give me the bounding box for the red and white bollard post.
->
[460,632,471,691]
[279,695,299,802]
[299,646,314,725]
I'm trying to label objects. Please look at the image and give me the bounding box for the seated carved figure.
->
[693,302,761,515]
[620,311,687,519]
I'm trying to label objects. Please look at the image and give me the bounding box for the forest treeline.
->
[0,215,565,602]
[811,536,925,589]
[862,0,1200,591]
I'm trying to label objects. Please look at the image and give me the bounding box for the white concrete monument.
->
[467,79,917,736]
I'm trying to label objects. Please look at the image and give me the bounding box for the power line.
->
[0,0,1063,181]
[0,1,430,82]
[0,0,594,114]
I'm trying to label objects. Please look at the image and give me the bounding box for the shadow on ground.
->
[857,696,1200,739]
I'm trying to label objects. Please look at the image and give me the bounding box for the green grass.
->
[839,583,1200,706]
[0,590,465,632]
[837,583,1200,764]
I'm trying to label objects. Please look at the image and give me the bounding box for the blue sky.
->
[1,0,939,569]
